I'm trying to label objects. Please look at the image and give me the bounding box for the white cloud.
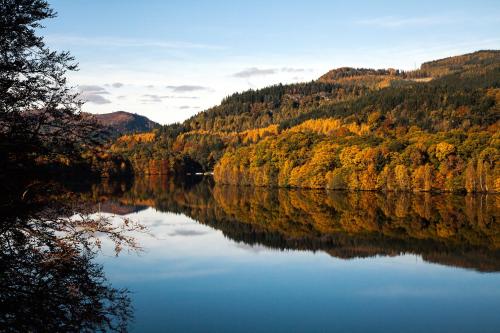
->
[281,67,307,73]
[232,67,277,78]
[46,34,225,50]
[166,85,211,93]
[78,85,107,92]
[179,105,200,110]
[232,67,309,78]
[140,94,163,104]
[140,94,201,104]
[356,16,458,28]
[78,85,111,104]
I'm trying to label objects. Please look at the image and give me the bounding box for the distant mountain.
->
[94,111,159,136]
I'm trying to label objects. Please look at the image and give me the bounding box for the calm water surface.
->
[95,177,500,333]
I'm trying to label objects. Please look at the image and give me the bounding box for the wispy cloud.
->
[140,94,200,104]
[78,85,111,104]
[232,67,277,78]
[179,105,200,110]
[281,67,307,73]
[79,85,107,92]
[111,82,124,88]
[46,34,225,50]
[172,96,199,99]
[356,16,459,28]
[166,85,211,93]
[232,67,308,78]
[140,94,164,103]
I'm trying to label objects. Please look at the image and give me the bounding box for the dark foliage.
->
[0,0,108,183]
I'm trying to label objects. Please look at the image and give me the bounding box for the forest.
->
[110,50,500,193]
[2,0,497,195]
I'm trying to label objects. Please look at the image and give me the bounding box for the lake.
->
[91,176,500,333]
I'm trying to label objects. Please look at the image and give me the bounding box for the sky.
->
[44,0,500,125]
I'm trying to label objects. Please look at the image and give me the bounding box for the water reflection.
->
[0,182,142,332]
[92,176,500,272]
[3,177,499,332]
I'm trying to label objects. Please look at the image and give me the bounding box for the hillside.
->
[420,50,500,77]
[109,50,500,192]
[94,111,159,136]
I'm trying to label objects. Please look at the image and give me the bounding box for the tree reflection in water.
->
[0,181,144,332]
[94,176,500,272]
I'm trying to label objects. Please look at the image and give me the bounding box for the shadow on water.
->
[90,176,500,273]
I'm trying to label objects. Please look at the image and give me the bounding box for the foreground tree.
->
[0,3,141,330]
[0,0,104,177]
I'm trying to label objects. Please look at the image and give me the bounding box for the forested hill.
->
[94,111,159,136]
[185,50,499,133]
[109,50,500,193]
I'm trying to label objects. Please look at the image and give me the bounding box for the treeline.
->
[210,52,500,193]
[419,50,500,77]
[107,50,499,189]
[185,81,371,132]
[109,124,281,175]
[214,119,499,192]
[279,68,500,131]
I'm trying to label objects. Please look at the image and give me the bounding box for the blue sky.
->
[44,0,500,124]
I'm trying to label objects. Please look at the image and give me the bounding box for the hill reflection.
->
[92,176,500,272]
